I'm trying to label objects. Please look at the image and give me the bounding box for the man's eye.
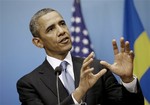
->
[49,27,53,31]
[46,26,54,33]
[60,21,66,26]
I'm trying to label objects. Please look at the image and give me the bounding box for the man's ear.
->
[32,37,44,48]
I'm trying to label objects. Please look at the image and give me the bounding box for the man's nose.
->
[57,26,65,36]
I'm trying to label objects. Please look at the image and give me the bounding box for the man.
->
[17,8,144,105]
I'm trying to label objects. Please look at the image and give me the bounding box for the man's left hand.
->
[100,37,134,83]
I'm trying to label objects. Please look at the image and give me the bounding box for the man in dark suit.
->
[17,8,144,105]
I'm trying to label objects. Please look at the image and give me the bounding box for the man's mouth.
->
[59,37,69,44]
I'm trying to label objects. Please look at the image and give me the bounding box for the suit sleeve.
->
[102,69,144,105]
[90,59,144,105]
[17,76,75,105]
[17,77,44,105]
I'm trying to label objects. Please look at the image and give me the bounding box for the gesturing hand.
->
[73,52,107,102]
[100,37,134,83]
[79,52,107,92]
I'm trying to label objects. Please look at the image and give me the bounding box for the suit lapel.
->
[38,60,69,101]
[38,57,86,101]
[72,57,83,88]
[72,57,87,101]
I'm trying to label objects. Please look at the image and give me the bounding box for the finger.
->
[95,69,107,79]
[82,68,94,76]
[83,52,94,63]
[120,37,125,53]
[112,39,119,55]
[100,61,117,74]
[100,61,112,70]
[129,50,134,61]
[125,41,130,53]
[82,58,93,71]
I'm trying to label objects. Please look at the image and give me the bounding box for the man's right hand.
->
[72,52,107,103]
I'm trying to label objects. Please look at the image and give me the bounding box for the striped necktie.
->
[60,61,75,94]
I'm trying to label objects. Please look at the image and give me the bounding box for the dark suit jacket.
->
[17,56,144,105]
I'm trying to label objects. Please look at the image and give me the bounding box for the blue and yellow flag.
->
[123,0,150,104]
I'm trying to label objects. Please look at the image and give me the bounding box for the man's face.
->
[37,11,72,58]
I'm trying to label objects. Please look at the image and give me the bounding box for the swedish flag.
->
[123,0,150,104]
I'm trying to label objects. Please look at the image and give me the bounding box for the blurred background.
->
[1,0,150,105]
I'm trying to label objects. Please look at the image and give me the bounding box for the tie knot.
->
[60,61,68,71]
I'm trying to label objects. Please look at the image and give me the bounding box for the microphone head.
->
[54,66,62,75]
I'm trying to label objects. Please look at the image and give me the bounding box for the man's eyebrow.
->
[60,20,65,23]
[45,24,54,33]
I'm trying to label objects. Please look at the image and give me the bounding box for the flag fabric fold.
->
[70,0,95,58]
[123,0,150,104]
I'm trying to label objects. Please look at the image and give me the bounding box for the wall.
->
[1,0,150,104]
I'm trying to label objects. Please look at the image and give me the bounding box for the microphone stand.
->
[55,66,62,105]
[55,66,87,105]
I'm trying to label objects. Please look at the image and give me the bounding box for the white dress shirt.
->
[46,52,75,86]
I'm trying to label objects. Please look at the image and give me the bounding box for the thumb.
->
[95,69,107,79]
[100,61,112,70]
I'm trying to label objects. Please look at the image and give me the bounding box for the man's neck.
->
[46,52,68,60]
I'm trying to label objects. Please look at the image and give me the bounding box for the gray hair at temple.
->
[29,8,55,37]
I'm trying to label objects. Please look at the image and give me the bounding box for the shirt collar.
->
[46,52,73,69]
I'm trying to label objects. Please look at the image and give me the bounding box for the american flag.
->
[70,0,95,58]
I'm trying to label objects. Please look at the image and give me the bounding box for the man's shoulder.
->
[72,56,101,63]
[17,60,49,83]
[72,56,84,61]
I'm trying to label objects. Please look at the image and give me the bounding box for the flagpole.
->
[76,0,80,3]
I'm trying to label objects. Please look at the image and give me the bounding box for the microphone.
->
[55,66,62,75]
[54,66,62,105]
[55,67,87,105]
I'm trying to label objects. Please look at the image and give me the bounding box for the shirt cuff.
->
[71,94,87,105]
[71,94,79,104]
[121,75,137,93]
